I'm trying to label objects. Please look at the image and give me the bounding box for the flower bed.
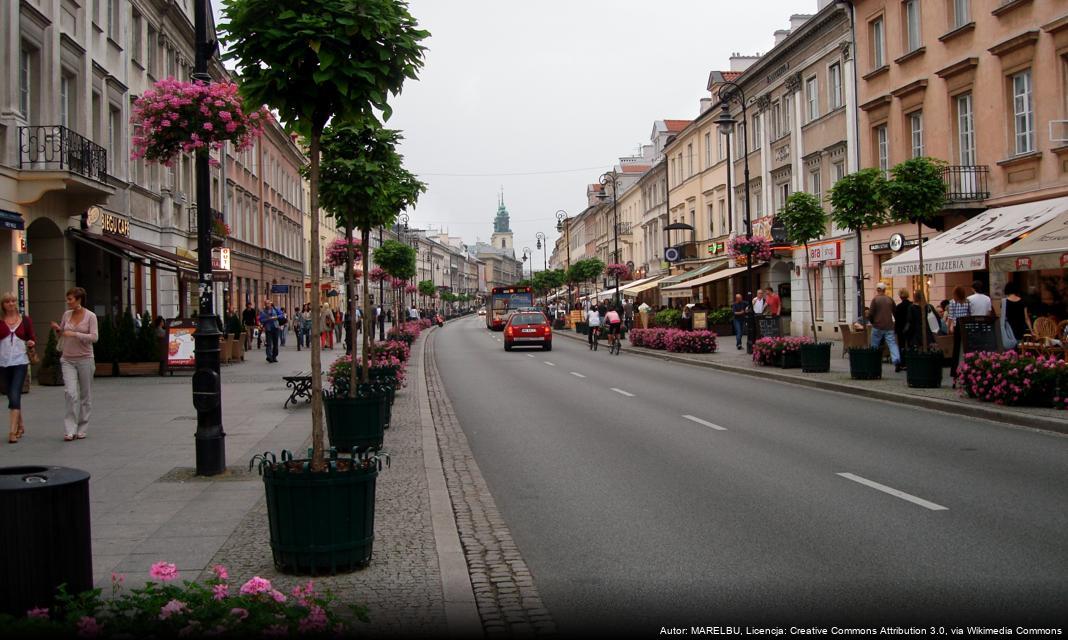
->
[329,353,407,389]
[955,351,1068,409]
[629,328,717,353]
[0,562,361,637]
[752,336,814,366]
[371,339,410,363]
[728,235,772,263]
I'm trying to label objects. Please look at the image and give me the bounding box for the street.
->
[434,316,1068,632]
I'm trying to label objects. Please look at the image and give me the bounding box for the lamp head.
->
[715,102,736,134]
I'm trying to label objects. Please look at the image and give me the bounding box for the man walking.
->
[259,299,281,363]
[894,289,913,349]
[277,306,288,347]
[731,293,748,350]
[764,286,781,317]
[869,282,902,372]
[241,302,257,351]
[622,298,634,331]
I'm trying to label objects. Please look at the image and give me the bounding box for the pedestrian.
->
[868,282,903,372]
[731,293,747,350]
[967,280,993,317]
[292,306,305,351]
[277,306,288,347]
[333,308,344,345]
[906,290,937,349]
[320,304,335,349]
[153,315,166,340]
[947,286,971,333]
[241,301,257,351]
[51,287,98,441]
[586,303,602,350]
[302,304,312,350]
[409,304,420,321]
[1,292,36,443]
[894,288,913,348]
[622,298,634,331]
[259,299,280,363]
[752,289,767,316]
[764,286,781,317]
[1001,282,1032,350]
[936,301,950,335]
[376,304,385,339]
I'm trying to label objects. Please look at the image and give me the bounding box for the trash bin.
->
[0,466,92,617]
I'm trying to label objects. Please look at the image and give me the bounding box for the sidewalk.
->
[0,332,491,636]
[557,329,1068,435]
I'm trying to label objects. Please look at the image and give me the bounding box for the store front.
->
[990,208,1068,320]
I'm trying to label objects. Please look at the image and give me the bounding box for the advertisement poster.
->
[167,320,197,368]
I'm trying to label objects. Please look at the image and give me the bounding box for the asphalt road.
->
[434,315,1068,634]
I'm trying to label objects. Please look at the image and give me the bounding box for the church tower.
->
[490,190,514,257]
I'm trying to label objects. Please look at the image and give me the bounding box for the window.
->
[812,266,824,321]
[735,122,746,156]
[718,198,727,235]
[904,0,921,52]
[670,159,676,186]
[771,101,782,139]
[782,93,793,132]
[776,183,790,212]
[828,63,843,110]
[18,47,31,119]
[809,170,822,201]
[833,161,845,184]
[60,75,71,129]
[108,106,122,174]
[836,267,847,322]
[717,131,725,161]
[753,190,763,217]
[752,114,761,149]
[107,0,119,39]
[131,11,143,61]
[909,111,924,158]
[146,26,157,75]
[704,132,711,168]
[871,17,885,69]
[805,76,819,121]
[876,125,889,175]
[687,143,693,177]
[1012,69,1034,155]
[956,93,975,165]
[953,0,970,28]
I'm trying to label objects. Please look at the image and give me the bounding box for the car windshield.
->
[511,313,546,325]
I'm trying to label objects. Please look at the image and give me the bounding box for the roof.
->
[722,71,742,82]
[663,119,691,133]
[621,164,650,174]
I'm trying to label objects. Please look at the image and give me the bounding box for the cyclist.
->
[605,305,622,354]
[586,304,602,350]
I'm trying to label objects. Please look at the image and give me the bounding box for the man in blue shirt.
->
[258,299,280,363]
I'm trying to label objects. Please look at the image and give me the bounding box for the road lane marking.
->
[544,361,556,366]
[610,388,634,397]
[527,354,535,358]
[569,372,586,378]
[836,473,948,511]
[682,415,727,431]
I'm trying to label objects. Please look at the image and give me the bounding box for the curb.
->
[556,329,1068,436]
[414,327,483,638]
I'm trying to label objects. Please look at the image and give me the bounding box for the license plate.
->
[522,329,536,333]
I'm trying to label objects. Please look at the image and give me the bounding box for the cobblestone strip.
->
[200,342,448,637]
[424,330,558,639]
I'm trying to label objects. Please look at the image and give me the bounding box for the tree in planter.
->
[114,309,137,363]
[828,168,889,324]
[777,192,828,339]
[418,279,436,309]
[93,314,115,374]
[374,239,416,331]
[222,0,428,472]
[134,311,161,363]
[319,119,425,397]
[567,258,605,301]
[883,157,947,351]
[37,329,62,385]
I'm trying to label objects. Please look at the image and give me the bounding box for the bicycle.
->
[588,325,600,351]
[607,323,622,355]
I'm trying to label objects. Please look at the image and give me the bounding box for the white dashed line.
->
[544,361,556,366]
[837,473,948,511]
[569,372,586,378]
[610,388,634,397]
[682,415,727,431]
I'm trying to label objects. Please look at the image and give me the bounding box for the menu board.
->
[691,311,708,330]
[569,310,583,327]
[167,319,197,368]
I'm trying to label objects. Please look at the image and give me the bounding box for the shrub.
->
[752,336,814,366]
[94,314,116,365]
[371,339,410,363]
[114,309,137,362]
[653,308,682,328]
[955,351,1068,408]
[134,311,161,363]
[327,353,407,394]
[664,329,718,353]
[387,325,417,344]
[708,307,733,325]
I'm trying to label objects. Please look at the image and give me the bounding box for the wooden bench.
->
[283,371,312,408]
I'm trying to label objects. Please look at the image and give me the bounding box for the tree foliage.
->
[828,168,888,232]
[374,240,417,280]
[418,280,436,298]
[567,258,605,284]
[532,269,566,295]
[778,192,827,338]
[884,157,947,225]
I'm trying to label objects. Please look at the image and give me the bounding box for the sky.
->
[218,0,817,266]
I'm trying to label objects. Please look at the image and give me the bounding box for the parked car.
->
[477,307,486,316]
[504,312,552,351]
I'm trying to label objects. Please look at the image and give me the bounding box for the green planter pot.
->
[323,394,388,453]
[800,342,832,373]
[848,348,883,380]
[904,350,943,388]
[776,350,802,369]
[261,457,378,574]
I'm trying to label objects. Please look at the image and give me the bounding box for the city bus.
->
[486,286,534,330]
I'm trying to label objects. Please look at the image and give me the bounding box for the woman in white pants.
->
[50,287,98,441]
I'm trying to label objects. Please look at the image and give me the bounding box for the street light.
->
[598,170,621,304]
[714,80,756,353]
[522,247,532,282]
[556,209,571,310]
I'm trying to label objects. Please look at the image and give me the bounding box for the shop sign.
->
[807,242,841,263]
[100,211,130,237]
[17,278,25,314]
[166,319,198,368]
[211,248,231,271]
[1015,257,1032,271]
[270,284,290,294]
[1061,254,1068,268]
[869,236,925,252]
[707,242,725,255]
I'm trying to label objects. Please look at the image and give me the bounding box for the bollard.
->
[0,466,92,617]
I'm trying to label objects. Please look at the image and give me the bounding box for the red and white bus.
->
[486,286,533,330]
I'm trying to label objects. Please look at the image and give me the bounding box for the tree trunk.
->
[361,227,372,385]
[805,242,817,339]
[917,219,928,351]
[308,131,324,472]
[346,223,357,398]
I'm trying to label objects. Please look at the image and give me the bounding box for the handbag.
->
[27,344,40,365]
[1000,298,1017,349]
[926,306,940,335]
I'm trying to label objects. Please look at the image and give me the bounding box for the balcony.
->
[16,125,113,203]
[942,165,989,203]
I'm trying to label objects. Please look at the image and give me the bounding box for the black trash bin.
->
[0,466,92,617]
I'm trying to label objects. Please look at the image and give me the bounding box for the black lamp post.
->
[598,170,621,304]
[714,81,756,353]
[522,247,531,281]
[556,210,571,310]
[192,0,225,476]
[535,232,547,306]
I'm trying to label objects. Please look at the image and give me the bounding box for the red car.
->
[504,312,551,351]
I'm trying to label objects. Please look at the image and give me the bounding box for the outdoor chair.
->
[1020,317,1064,359]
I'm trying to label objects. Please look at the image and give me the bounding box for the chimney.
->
[774,29,791,45]
[729,52,761,72]
[699,97,713,114]
[789,14,812,31]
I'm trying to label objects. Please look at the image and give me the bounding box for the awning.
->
[655,261,722,287]
[67,228,198,275]
[662,265,748,290]
[616,275,660,293]
[0,209,25,231]
[881,196,1068,277]
[990,209,1068,272]
[621,275,668,295]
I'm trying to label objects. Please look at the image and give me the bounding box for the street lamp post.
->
[714,81,756,353]
[377,227,385,340]
[535,231,547,306]
[192,0,225,476]
[522,247,531,282]
[598,170,621,304]
[556,210,571,310]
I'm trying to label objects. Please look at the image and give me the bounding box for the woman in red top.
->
[1,292,37,443]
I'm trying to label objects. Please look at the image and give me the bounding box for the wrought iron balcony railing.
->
[942,165,989,203]
[18,125,108,183]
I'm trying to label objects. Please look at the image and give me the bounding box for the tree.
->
[883,157,947,350]
[374,239,417,334]
[319,119,425,395]
[778,192,827,338]
[828,168,889,321]
[221,0,428,471]
[567,258,605,295]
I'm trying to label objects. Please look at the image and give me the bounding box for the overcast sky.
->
[219,0,818,266]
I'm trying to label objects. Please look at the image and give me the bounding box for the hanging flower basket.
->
[405,284,418,294]
[728,236,773,263]
[605,263,631,280]
[390,277,407,289]
[131,79,266,166]
[324,238,362,269]
[369,267,388,283]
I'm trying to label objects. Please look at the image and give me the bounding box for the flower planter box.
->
[800,342,832,373]
[219,337,233,364]
[260,456,378,574]
[848,348,882,380]
[776,350,802,369]
[232,333,246,361]
[94,362,117,377]
[36,366,63,386]
[323,394,388,453]
[117,362,161,376]
[904,350,943,389]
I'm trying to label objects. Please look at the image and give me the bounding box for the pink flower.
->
[76,616,102,638]
[26,607,49,619]
[150,561,179,582]
[159,599,188,620]
[239,576,273,596]
[212,564,229,580]
[212,583,229,601]
[298,605,329,633]
[269,589,287,603]
[230,607,249,621]
[203,122,214,131]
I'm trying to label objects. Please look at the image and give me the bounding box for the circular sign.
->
[664,246,681,262]
[889,233,905,252]
[86,206,103,227]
